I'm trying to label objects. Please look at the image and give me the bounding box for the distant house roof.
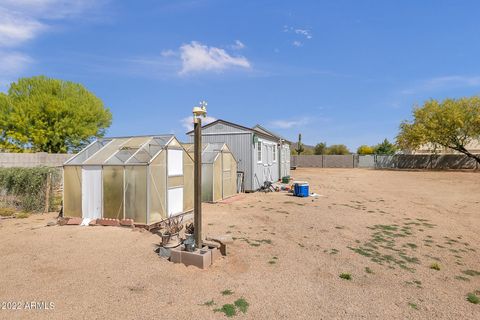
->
[186,119,290,143]
[412,139,480,155]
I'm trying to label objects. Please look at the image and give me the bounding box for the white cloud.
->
[0,51,32,90]
[283,25,313,46]
[0,9,46,47]
[181,115,217,131]
[179,41,251,75]
[401,75,480,95]
[268,117,310,129]
[231,40,245,50]
[292,40,303,47]
[161,49,176,57]
[294,28,312,39]
[0,0,104,82]
[0,51,32,74]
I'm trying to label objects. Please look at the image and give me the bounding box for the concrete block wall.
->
[291,155,355,168]
[0,152,73,168]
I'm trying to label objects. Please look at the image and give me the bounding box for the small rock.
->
[46,221,57,227]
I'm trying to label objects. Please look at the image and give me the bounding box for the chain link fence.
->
[291,154,479,170]
[0,167,62,213]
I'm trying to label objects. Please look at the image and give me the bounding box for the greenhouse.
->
[63,135,194,225]
[183,143,237,202]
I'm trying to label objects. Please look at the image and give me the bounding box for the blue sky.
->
[2,0,480,150]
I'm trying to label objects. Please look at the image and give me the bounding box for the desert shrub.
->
[0,167,61,212]
[14,212,30,219]
[467,292,479,304]
[0,207,16,216]
[339,273,352,280]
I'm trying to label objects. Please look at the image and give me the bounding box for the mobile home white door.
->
[82,166,102,219]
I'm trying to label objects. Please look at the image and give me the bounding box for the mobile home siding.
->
[189,126,254,190]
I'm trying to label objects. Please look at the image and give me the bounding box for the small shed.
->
[63,135,193,225]
[183,143,238,202]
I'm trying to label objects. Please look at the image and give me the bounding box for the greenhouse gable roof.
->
[65,135,176,165]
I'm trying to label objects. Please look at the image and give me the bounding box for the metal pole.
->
[194,117,202,248]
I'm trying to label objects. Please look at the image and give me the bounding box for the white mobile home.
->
[187,120,290,191]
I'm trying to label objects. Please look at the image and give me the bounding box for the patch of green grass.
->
[221,289,234,296]
[203,300,215,306]
[335,226,344,229]
[329,248,339,255]
[249,243,260,247]
[214,304,236,317]
[462,270,480,277]
[339,273,352,280]
[430,263,441,271]
[228,225,235,228]
[258,239,272,244]
[466,293,479,304]
[405,243,417,249]
[365,267,373,274]
[15,212,30,219]
[408,302,419,310]
[234,298,249,314]
[454,276,470,282]
[268,260,276,264]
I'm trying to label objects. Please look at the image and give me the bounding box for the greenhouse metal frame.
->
[63,135,194,225]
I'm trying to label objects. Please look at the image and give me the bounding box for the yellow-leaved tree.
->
[397,97,480,164]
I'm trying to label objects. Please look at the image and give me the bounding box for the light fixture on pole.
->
[193,100,207,248]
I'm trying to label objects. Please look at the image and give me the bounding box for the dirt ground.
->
[0,168,479,320]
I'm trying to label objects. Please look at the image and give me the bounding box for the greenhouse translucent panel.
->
[107,149,136,164]
[84,138,128,164]
[149,151,166,223]
[201,164,213,202]
[66,140,107,165]
[125,166,147,223]
[168,138,181,147]
[223,153,237,198]
[103,166,124,219]
[168,175,184,188]
[63,166,82,217]
[183,151,194,211]
[122,137,151,148]
[127,149,151,164]
[213,157,222,202]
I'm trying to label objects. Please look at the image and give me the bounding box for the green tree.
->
[357,145,374,155]
[314,142,327,155]
[373,139,397,155]
[0,76,112,153]
[397,97,480,163]
[326,144,350,155]
[295,133,305,155]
